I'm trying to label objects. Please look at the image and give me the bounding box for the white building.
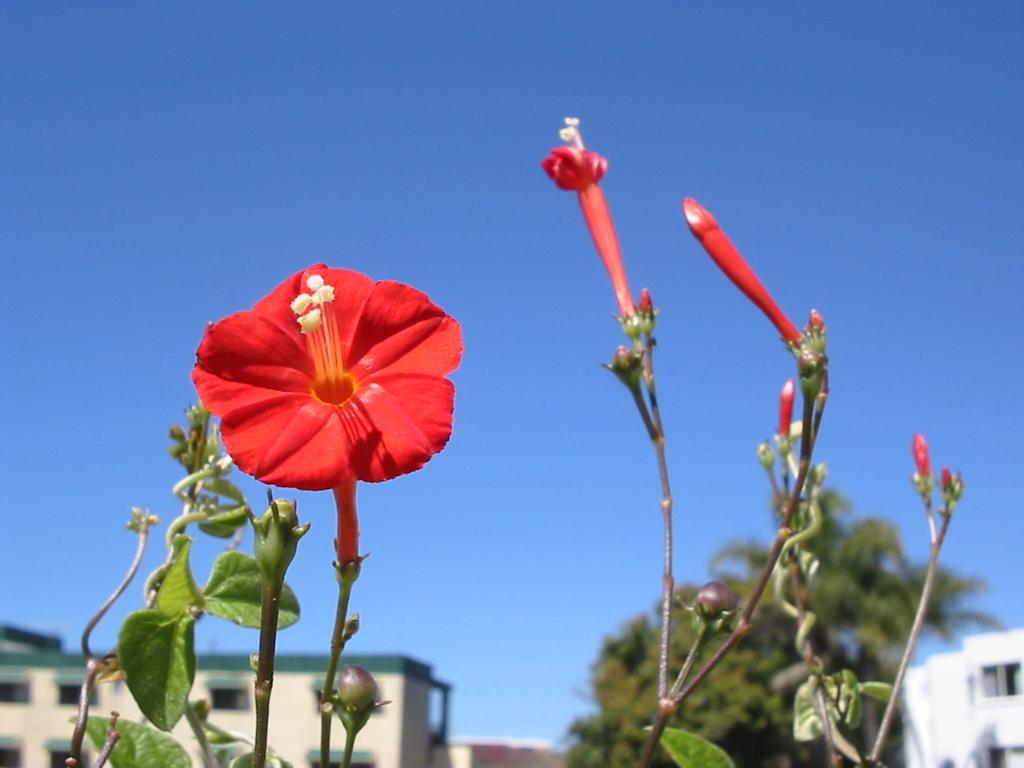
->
[0,625,451,768]
[903,629,1024,768]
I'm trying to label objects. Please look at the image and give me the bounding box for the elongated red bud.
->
[809,309,825,330]
[682,198,801,343]
[778,379,795,437]
[912,433,931,477]
[638,288,653,314]
[941,467,953,490]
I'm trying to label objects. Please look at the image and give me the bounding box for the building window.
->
[0,747,20,768]
[981,662,1021,698]
[50,749,70,768]
[307,750,374,768]
[0,682,28,703]
[210,686,248,711]
[989,746,1024,768]
[58,683,98,706]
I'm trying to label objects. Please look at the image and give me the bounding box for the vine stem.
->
[637,377,827,768]
[866,511,952,765]
[69,517,153,767]
[252,576,283,768]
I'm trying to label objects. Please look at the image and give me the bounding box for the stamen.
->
[306,274,325,291]
[298,308,323,334]
[312,284,336,305]
[559,116,585,149]
[291,293,313,315]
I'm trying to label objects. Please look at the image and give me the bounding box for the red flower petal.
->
[347,281,462,380]
[346,374,456,482]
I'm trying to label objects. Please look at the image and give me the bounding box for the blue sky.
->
[2,1,1022,747]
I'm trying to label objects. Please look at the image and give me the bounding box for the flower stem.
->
[637,377,827,768]
[866,511,952,766]
[319,572,357,768]
[252,575,284,768]
[641,333,675,703]
[340,727,358,768]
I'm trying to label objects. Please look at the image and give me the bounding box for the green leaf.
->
[659,727,735,768]
[202,551,300,629]
[118,610,196,730]
[793,678,822,741]
[199,506,250,538]
[860,681,893,702]
[203,476,246,504]
[85,715,191,768]
[157,536,205,616]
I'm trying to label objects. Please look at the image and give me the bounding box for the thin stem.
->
[67,659,101,768]
[89,712,120,768]
[252,577,283,768]
[184,701,217,768]
[320,571,358,768]
[340,727,358,768]
[642,333,675,703]
[866,512,952,766]
[813,686,841,767]
[637,386,823,768]
[82,522,152,660]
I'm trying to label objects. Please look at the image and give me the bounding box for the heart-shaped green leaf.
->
[85,716,191,768]
[202,551,300,629]
[118,610,196,730]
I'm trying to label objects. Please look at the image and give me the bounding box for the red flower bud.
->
[695,581,739,616]
[941,467,953,490]
[682,198,801,344]
[541,146,607,191]
[543,145,635,317]
[912,433,931,477]
[638,288,653,314]
[778,379,795,437]
[809,309,825,330]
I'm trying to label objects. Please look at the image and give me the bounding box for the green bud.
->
[251,499,309,584]
[757,442,775,471]
[334,665,381,738]
[796,348,826,400]
[605,346,643,391]
[692,581,739,636]
[169,425,186,442]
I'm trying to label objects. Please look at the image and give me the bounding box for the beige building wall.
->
[0,628,451,768]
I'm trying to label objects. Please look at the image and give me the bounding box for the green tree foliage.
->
[566,491,995,768]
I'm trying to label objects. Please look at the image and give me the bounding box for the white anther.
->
[290,293,313,315]
[306,274,325,291]
[559,127,577,142]
[298,308,323,334]
[564,117,580,127]
[311,284,336,305]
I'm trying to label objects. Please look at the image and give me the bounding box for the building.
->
[444,739,563,768]
[903,629,1024,768]
[0,625,451,768]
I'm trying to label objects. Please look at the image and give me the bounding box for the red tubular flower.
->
[193,265,462,491]
[542,146,636,317]
[682,198,801,344]
[778,379,795,436]
[912,433,931,477]
[941,467,953,491]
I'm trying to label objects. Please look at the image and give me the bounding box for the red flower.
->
[193,265,462,491]
[542,145,636,318]
[682,198,801,344]
[912,433,931,477]
[778,379,795,437]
